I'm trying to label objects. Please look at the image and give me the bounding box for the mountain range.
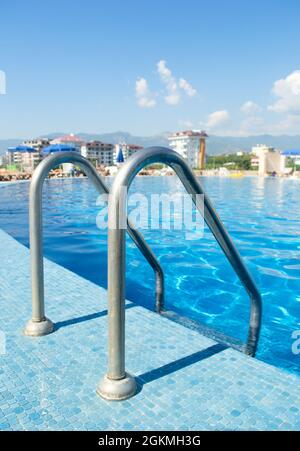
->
[1,131,300,156]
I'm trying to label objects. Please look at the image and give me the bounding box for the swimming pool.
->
[0,176,299,375]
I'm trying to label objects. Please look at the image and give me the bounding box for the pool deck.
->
[0,230,300,431]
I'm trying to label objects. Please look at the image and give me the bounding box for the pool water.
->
[0,176,299,375]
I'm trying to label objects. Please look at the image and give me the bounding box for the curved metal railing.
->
[97,146,262,401]
[24,152,164,337]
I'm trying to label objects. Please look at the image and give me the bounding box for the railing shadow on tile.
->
[54,303,136,330]
[137,343,227,387]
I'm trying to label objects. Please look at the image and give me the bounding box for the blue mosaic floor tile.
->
[0,230,300,431]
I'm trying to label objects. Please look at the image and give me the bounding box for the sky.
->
[1,0,300,139]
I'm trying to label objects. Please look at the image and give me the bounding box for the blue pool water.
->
[0,176,299,375]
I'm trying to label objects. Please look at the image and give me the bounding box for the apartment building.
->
[81,141,115,166]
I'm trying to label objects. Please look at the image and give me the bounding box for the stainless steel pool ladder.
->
[24,152,164,337]
[97,146,262,401]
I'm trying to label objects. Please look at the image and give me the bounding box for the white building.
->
[80,141,144,167]
[251,144,275,157]
[81,141,115,167]
[168,130,203,168]
[23,137,50,152]
[6,146,41,172]
[6,137,51,171]
[250,156,259,168]
[251,144,285,176]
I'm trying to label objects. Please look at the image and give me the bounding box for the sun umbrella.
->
[42,144,76,155]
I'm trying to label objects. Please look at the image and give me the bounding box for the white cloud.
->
[157,59,172,81]
[228,113,300,136]
[157,60,196,105]
[157,60,180,105]
[165,92,181,105]
[266,114,300,134]
[241,100,261,115]
[206,110,230,129]
[238,116,265,136]
[135,77,156,108]
[268,70,300,113]
[179,78,197,97]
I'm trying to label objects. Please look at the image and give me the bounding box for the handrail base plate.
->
[24,317,54,337]
[97,373,137,401]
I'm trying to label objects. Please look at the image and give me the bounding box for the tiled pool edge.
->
[0,229,299,431]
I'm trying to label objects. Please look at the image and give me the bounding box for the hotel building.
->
[6,136,54,171]
[168,130,204,168]
[6,147,41,172]
[81,141,115,167]
[23,138,51,152]
[251,144,286,175]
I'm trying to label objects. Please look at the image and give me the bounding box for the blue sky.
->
[1,0,300,138]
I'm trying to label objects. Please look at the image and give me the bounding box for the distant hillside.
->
[0,132,170,155]
[76,131,171,148]
[76,132,300,154]
[1,132,300,156]
[205,135,300,155]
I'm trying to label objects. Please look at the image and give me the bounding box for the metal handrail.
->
[24,152,164,337]
[97,146,262,401]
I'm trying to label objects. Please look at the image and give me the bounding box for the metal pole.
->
[97,146,262,401]
[24,160,53,336]
[30,173,49,323]
[97,182,137,400]
[24,152,164,337]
